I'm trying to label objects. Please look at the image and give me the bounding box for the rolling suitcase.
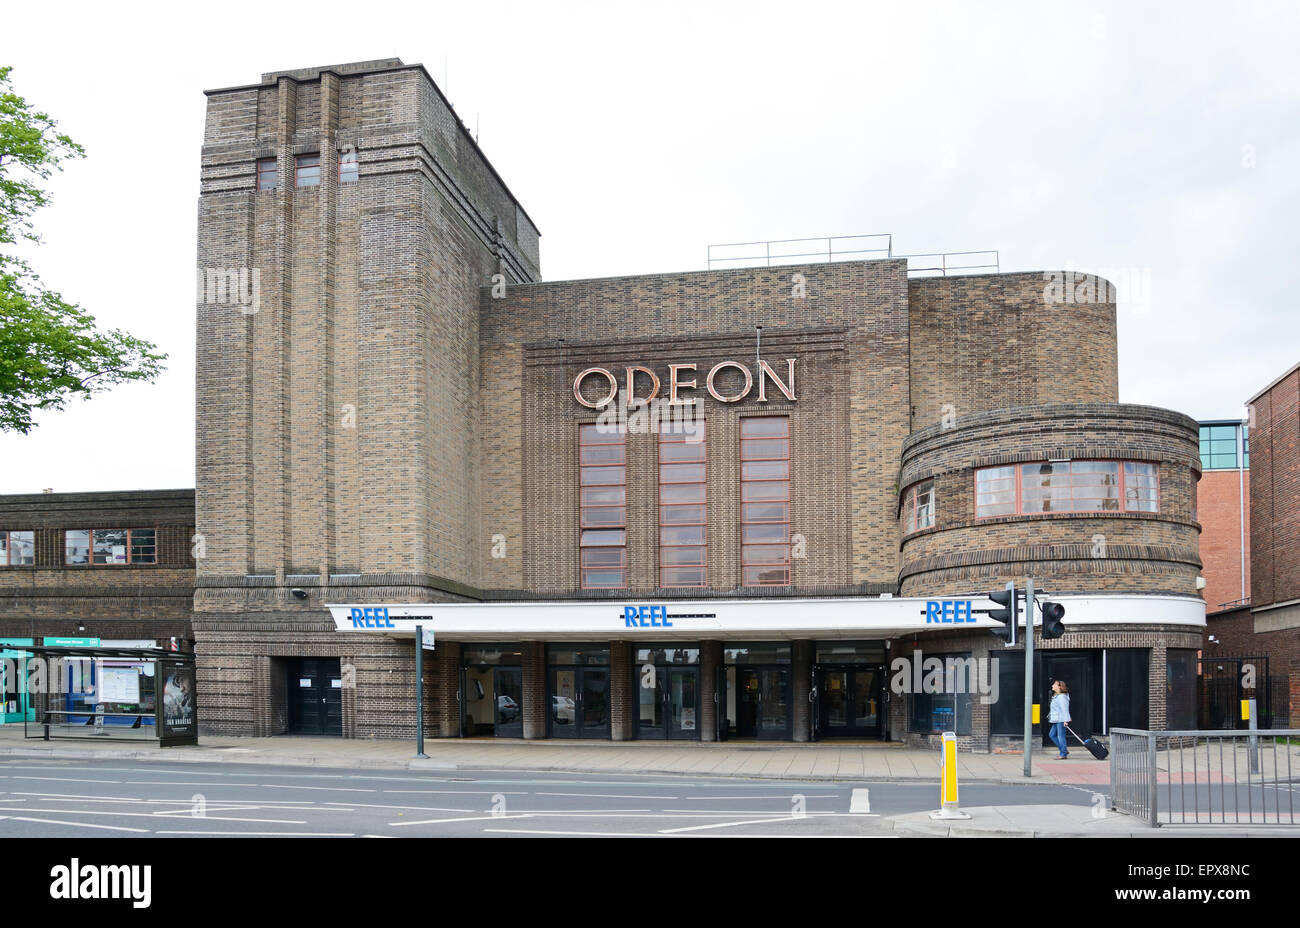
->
[1066,724,1108,760]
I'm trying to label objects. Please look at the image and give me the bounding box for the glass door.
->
[494,667,523,738]
[667,668,699,740]
[551,667,610,738]
[817,665,883,738]
[758,668,790,739]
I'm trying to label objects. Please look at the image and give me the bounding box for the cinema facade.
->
[0,59,1206,751]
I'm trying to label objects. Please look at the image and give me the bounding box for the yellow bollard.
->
[930,731,971,820]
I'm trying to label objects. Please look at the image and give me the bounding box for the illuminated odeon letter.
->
[625,366,661,406]
[757,358,797,403]
[706,360,753,403]
[573,367,618,409]
[667,363,697,405]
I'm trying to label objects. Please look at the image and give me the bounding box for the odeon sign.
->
[572,358,798,408]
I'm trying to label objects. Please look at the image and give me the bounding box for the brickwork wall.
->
[481,260,910,595]
[907,272,1118,431]
[610,640,633,741]
[1249,365,1300,608]
[1197,469,1251,612]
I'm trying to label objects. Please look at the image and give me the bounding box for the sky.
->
[1,0,1297,493]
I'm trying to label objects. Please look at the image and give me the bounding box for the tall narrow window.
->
[0,530,35,566]
[903,480,934,533]
[740,417,790,586]
[339,149,359,184]
[659,419,706,587]
[579,423,626,588]
[256,158,277,190]
[295,153,321,187]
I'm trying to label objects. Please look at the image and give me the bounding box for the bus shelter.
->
[17,645,198,747]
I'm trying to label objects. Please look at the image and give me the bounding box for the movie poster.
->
[159,661,197,743]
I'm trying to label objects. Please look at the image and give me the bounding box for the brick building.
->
[0,59,1211,751]
[1204,363,1300,726]
[1196,420,1250,615]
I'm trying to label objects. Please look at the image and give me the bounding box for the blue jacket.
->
[1048,692,1071,724]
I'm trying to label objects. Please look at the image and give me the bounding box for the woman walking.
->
[1048,680,1071,759]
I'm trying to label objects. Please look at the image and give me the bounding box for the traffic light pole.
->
[1022,577,1034,778]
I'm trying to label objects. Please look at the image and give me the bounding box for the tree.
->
[0,65,165,434]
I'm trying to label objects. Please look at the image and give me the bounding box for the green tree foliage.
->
[0,65,165,434]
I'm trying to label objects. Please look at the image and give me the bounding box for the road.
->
[0,757,1100,837]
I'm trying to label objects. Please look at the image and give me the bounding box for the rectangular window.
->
[903,480,934,534]
[975,461,1159,517]
[580,424,625,588]
[339,149,358,184]
[659,419,706,587]
[0,530,35,566]
[64,528,157,566]
[295,153,321,187]
[1199,423,1247,470]
[740,417,790,586]
[908,652,973,735]
[256,158,277,190]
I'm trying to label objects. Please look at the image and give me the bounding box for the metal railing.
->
[29,708,158,741]
[705,234,1000,277]
[1111,728,1300,826]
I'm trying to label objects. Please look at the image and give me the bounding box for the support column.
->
[793,639,813,742]
[610,640,633,741]
[522,641,546,739]
[433,641,461,738]
[1148,642,1168,730]
[700,641,721,742]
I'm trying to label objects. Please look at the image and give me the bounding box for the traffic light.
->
[1041,601,1066,640]
[987,581,1018,645]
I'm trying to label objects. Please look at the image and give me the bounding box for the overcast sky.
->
[2,1,1296,493]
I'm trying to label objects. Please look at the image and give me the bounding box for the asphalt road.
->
[0,757,1102,837]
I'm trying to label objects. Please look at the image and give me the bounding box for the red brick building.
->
[1196,420,1250,614]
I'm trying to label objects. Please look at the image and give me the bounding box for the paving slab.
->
[889,804,1300,838]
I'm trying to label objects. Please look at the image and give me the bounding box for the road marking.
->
[481,828,887,838]
[390,814,530,827]
[534,792,679,800]
[155,831,357,836]
[850,788,871,813]
[379,790,529,795]
[2,815,148,833]
[326,801,481,813]
[11,776,122,784]
[259,784,377,792]
[660,816,809,833]
[13,806,310,824]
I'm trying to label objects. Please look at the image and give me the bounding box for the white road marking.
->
[13,806,309,824]
[660,816,808,833]
[389,814,532,827]
[155,831,356,836]
[258,784,377,792]
[11,776,122,784]
[534,792,679,800]
[326,801,480,813]
[850,788,871,813]
[2,815,148,833]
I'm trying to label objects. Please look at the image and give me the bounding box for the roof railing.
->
[706,234,999,277]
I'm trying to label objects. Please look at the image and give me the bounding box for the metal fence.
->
[705,234,999,277]
[1111,728,1300,826]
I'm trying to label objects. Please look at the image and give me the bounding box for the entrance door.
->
[1041,652,1094,747]
[666,668,699,740]
[550,667,610,738]
[494,667,524,738]
[734,666,790,739]
[288,658,342,736]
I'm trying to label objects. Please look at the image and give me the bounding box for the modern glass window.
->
[256,158,277,190]
[295,153,321,187]
[740,417,790,586]
[909,652,973,735]
[1199,422,1248,470]
[0,530,35,566]
[339,149,358,184]
[64,528,157,565]
[903,480,934,533]
[659,419,706,587]
[579,423,626,588]
[975,461,1159,517]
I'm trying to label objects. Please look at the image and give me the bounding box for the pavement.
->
[0,726,1059,781]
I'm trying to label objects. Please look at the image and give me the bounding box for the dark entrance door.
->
[494,667,524,738]
[1041,652,1095,748]
[550,667,610,738]
[734,666,790,740]
[816,665,884,739]
[288,657,342,736]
